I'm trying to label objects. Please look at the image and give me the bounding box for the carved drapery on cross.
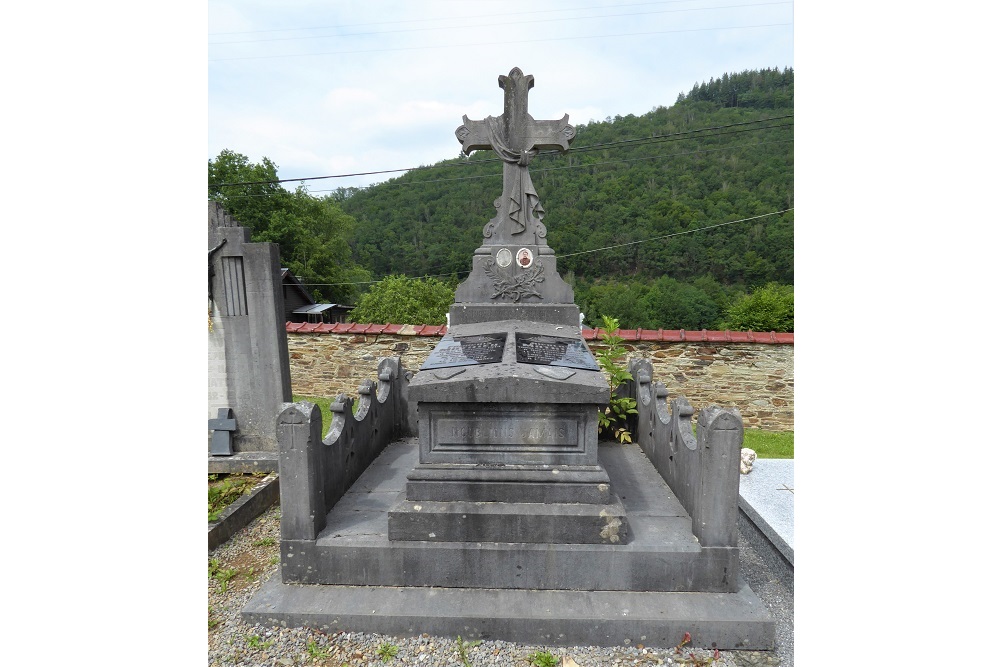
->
[456,68,575,243]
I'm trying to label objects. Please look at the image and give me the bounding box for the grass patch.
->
[208,474,262,522]
[743,429,793,458]
[293,395,342,437]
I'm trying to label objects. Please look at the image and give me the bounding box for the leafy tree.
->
[208,150,371,303]
[208,149,290,235]
[578,277,722,330]
[578,280,651,330]
[348,275,456,325]
[641,276,720,330]
[340,67,793,291]
[722,282,793,332]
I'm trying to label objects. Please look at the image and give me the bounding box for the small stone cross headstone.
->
[209,407,237,456]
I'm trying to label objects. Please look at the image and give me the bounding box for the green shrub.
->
[722,282,793,332]
[349,275,455,325]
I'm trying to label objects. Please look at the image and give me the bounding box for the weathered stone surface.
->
[208,201,292,453]
[626,358,743,548]
[278,439,737,592]
[399,319,612,544]
[243,577,774,649]
[449,68,579,326]
[387,495,629,544]
[275,358,413,544]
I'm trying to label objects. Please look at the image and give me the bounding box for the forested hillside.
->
[336,67,793,329]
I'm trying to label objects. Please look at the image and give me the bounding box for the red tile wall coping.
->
[286,323,793,344]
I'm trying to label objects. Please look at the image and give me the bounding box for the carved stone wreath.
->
[483,258,545,301]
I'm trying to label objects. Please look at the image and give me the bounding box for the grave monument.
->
[390,66,627,544]
[208,201,291,473]
[244,68,775,649]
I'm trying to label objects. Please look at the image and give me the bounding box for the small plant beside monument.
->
[527,650,559,667]
[454,636,481,666]
[376,642,400,662]
[595,315,638,443]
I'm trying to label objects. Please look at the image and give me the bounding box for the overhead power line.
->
[297,208,793,287]
[208,0,701,36]
[282,137,793,198]
[555,209,792,259]
[222,136,792,200]
[210,115,793,188]
[208,22,792,62]
[210,3,793,45]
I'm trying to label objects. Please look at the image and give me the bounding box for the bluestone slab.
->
[208,452,279,474]
[738,459,794,565]
[243,576,774,649]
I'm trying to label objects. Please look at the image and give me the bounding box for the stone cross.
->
[456,67,575,243]
[209,407,237,456]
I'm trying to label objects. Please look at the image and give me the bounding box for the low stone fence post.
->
[275,357,411,544]
[276,402,326,541]
[626,358,743,548]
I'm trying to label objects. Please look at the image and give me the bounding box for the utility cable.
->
[208,22,792,62]
[297,208,792,286]
[210,115,792,188]
[219,137,792,200]
[210,3,792,45]
[209,1,707,36]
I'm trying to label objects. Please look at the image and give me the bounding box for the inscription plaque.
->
[436,416,577,448]
[421,333,507,370]
[515,333,600,371]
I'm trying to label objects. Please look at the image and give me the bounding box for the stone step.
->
[387,495,629,544]
[243,577,775,650]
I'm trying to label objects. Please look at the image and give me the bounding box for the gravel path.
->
[208,506,786,667]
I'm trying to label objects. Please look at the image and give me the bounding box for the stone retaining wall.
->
[286,323,793,431]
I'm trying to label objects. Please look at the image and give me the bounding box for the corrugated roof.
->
[292,303,337,314]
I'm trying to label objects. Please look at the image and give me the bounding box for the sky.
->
[208,0,794,192]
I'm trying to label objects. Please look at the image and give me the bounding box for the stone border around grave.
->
[208,473,280,550]
[208,451,279,474]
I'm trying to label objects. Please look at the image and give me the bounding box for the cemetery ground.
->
[207,428,792,667]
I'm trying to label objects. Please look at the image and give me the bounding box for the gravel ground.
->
[209,506,787,667]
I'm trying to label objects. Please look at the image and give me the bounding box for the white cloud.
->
[208,1,794,188]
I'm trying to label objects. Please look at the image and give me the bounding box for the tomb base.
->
[243,578,774,650]
[243,439,774,649]
[397,320,625,544]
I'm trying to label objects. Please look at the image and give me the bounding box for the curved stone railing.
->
[276,357,412,542]
[625,358,743,548]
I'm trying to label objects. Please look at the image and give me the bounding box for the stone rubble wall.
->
[286,325,793,431]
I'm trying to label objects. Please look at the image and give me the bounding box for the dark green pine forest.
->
[210,68,793,331]
[337,67,793,330]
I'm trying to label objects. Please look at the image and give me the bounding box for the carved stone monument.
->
[208,201,292,472]
[392,67,627,544]
[450,66,579,326]
[244,69,775,650]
